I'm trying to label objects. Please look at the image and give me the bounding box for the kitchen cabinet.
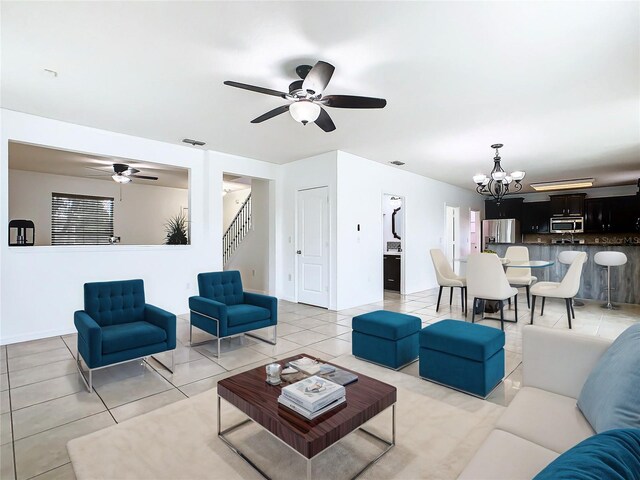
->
[550,194,586,217]
[521,201,550,233]
[484,198,524,220]
[585,196,640,233]
[384,254,401,291]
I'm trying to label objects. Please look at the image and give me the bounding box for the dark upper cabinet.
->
[521,201,550,233]
[610,196,640,233]
[585,198,606,233]
[585,196,640,233]
[550,194,586,217]
[484,198,524,220]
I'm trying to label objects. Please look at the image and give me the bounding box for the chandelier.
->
[473,144,525,204]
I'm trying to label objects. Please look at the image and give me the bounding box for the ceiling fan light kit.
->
[224,60,387,132]
[289,100,321,124]
[473,144,525,204]
[112,174,131,184]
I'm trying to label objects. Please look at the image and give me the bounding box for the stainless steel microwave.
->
[550,217,584,233]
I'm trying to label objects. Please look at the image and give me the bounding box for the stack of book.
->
[278,375,346,420]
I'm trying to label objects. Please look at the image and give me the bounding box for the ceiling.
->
[2,1,639,192]
[9,142,189,189]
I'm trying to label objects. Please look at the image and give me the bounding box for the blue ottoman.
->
[419,320,505,398]
[352,310,421,369]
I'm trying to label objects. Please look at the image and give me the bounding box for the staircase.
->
[223,193,252,265]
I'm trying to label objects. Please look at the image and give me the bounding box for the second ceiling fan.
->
[224,61,387,132]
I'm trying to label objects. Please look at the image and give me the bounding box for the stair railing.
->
[223,193,252,265]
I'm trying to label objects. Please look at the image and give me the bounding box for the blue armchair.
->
[189,271,277,356]
[74,279,176,391]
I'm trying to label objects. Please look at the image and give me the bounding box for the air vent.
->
[390,160,405,166]
[182,138,206,146]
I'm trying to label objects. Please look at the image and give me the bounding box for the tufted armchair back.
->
[197,271,244,306]
[84,279,146,326]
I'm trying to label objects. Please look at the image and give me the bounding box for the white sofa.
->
[458,325,612,480]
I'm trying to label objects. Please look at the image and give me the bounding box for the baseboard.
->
[0,326,77,346]
[244,288,268,295]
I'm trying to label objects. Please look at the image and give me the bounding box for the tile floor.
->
[1,288,638,479]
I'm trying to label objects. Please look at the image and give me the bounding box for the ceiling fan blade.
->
[85,166,111,173]
[315,107,336,132]
[321,95,387,109]
[302,61,335,95]
[129,174,158,180]
[85,173,112,177]
[223,81,287,98]
[251,104,290,123]
[124,167,140,175]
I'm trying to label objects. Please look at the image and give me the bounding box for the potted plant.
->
[164,212,189,245]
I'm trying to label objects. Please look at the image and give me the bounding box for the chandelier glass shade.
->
[473,144,525,204]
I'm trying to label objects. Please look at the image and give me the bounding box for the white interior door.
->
[296,187,329,307]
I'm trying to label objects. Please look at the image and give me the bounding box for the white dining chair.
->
[504,246,537,308]
[558,250,588,306]
[530,252,587,329]
[467,253,518,330]
[430,248,467,315]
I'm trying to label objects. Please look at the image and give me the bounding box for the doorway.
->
[470,210,480,254]
[383,194,405,293]
[296,186,329,308]
[444,205,460,273]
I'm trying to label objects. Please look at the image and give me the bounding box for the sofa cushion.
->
[102,321,166,355]
[352,310,420,340]
[577,324,640,433]
[458,429,559,480]
[496,386,595,454]
[534,428,640,480]
[226,304,271,327]
[419,320,504,361]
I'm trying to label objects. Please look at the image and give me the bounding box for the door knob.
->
[296,250,302,254]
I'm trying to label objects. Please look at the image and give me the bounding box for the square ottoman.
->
[419,320,505,398]
[352,310,421,369]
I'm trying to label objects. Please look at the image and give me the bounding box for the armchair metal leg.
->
[245,325,278,346]
[76,354,92,392]
[151,350,175,374]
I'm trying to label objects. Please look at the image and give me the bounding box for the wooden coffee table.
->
[217,354,397,480]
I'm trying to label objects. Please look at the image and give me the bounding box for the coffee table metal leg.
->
[217,395,396,480]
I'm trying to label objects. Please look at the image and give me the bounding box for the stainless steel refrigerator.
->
[482,219,521,249]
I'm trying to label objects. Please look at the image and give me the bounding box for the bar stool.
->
[558,250,588,306]
[594,251,627,310]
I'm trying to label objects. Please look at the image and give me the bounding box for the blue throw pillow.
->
[534,429,640,480]
[577,324,640,433]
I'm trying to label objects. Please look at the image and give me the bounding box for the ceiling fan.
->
[86,163,159,184]
[224,61,387,132]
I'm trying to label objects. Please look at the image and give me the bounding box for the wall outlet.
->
[288,274,292,281]
[252,269,256,277]
[186,282,191,290]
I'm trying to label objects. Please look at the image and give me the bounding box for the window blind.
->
[51,192,114,245]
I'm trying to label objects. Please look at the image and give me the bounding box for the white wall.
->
[335,151,485,310]
[278,152,338,309]
[223,188,250,232]
[0,110,279,344]
[9,169,188,246]
[225,179,269,293]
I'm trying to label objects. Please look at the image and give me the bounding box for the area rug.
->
[67,356,504,480]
